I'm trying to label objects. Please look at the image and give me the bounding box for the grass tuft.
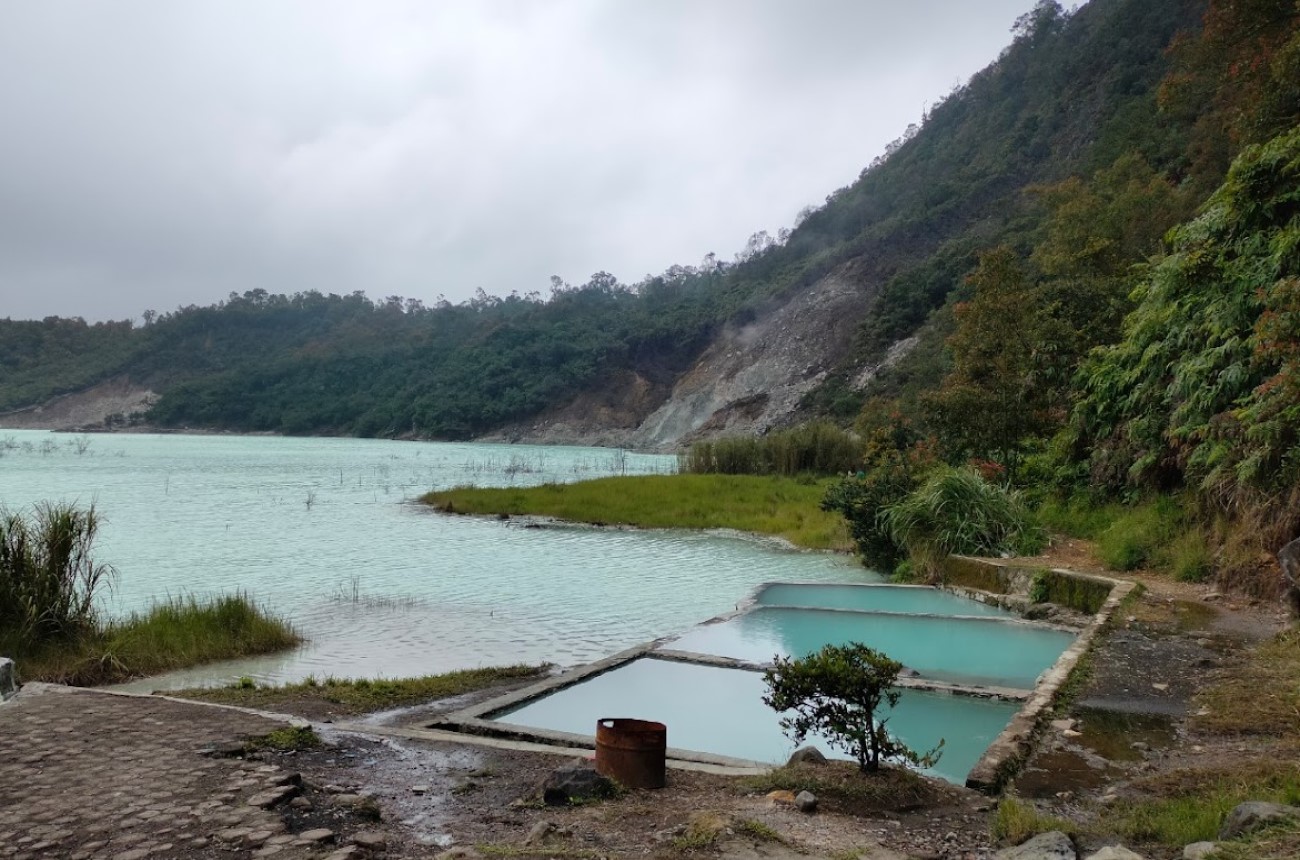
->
[15,592,299,686]
[172,664,548,716]
[991,796,1078,845]
[740,761,941,814]
[1103,761,1300,847]
[251,725,321,751]
[671,812,729,851]
[423,474,852,551]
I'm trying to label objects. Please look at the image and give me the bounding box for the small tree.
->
[762,643,942,773]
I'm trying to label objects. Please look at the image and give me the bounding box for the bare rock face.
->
[478,271,879,450]
[0,376,156,431]
[628,275,871,450]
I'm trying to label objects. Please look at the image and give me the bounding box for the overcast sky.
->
[0,0,1037,322]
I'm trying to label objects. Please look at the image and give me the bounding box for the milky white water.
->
[0,430,866,689]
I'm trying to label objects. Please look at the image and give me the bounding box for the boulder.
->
[0,657,16,701]
[995,831,1076,859]
[1083,847,1144,859]
[795,791,818,813]
[1182,843,1217,860]
[523,821,554,846]
[786,746,828,766]
[1218,801,1300,839]
[541,766,616,806]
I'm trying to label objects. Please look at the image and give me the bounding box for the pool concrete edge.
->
[961,559,1134,793]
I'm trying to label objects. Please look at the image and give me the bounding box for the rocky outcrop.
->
[485,272,877,451]
[1218,800,1300,839]
[0,376,155,431]
[994,831,1075,859]
[627,274,872,450]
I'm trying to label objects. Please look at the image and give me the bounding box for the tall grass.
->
[103,593,300,676]
[682,423,862,476]
[882,467,1045,575]
[0,503,115,654]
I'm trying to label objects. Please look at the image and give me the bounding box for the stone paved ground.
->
[0,685,393,860]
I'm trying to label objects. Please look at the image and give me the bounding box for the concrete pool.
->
[432,574,1129,788]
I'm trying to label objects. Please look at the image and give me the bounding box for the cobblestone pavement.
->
[0,685,392,860]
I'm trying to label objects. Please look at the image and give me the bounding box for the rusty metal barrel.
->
[594,718,666,789]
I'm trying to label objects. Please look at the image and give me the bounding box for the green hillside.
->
[2,0,1223,440]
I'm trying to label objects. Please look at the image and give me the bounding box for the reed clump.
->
[880,466,1045,577]
[682,423,862,477]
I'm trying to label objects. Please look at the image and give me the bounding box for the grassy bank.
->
[172,665,548,717]
[15,593,301,686]
[422,474,852,551]
[2,503,299,686]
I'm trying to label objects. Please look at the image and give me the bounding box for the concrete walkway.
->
[0,685,383,860]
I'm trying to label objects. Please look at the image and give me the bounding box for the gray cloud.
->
[0,0,1035,321]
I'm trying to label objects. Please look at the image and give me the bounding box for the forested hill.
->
[1,0,1291,448]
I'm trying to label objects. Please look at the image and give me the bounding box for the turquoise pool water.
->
[492,657,1019,784]
[754,582,1013,618]
[666,606,1072,689]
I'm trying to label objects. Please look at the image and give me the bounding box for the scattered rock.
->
[1050,719,1076,732]
[0,657,17,701]
[325,848,362,860]
[994,830,1075,859]
[1203,592,1222,602]
[351,830,387,850]
[1151,683,1170,692]
[1219,801,1300,839]
[766,790,797,805]
[1063,729,1084,739]
[267,771,302,787]
[435,849,481,859]
[795,790,818,813]
[295,828,336,846]
[786,746,828,766]
[523,820,555,846]
[1084,847,1144,859]
[199,742,248,758]
[1182,843,1217,860]
[216,827,253,844]
[247,785,299,809]
[541,766,616,806]
[288,797,312,810]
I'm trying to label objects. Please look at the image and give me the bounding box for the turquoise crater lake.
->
[0,430,867,688]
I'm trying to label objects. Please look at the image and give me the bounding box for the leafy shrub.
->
[762,642,942,773]
[881,467,1045,575]
[821,460,917,570]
